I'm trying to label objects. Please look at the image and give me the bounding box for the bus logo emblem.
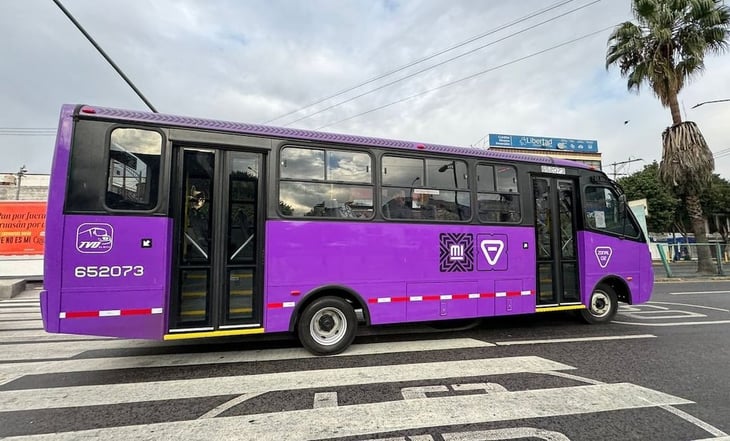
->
[595,246,612,268]
[449,244,465,261]
[76,223,114,254]
[439,233,474,272]
[480,239,505,265]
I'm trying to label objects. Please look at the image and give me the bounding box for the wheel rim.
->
[589,290,611,318]
[309,307,347,346]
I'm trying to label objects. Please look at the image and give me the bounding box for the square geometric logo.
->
[439,233,474,272]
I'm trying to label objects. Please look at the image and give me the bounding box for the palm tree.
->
[606,0,730,273]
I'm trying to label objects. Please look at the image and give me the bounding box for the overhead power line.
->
[264,0,579,125]
[714,148,730,159]
[316,25,616,130]
[0,128,56,136]
[692,98,730,109]
[283,0,603,127]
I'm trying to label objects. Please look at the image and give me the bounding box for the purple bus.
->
[41,104,653,355]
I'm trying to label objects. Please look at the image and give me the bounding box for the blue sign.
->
[488,133,598,153]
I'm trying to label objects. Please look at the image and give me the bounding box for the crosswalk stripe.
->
[0,338,492,374]
[0,313,41,320]
[0,333,116,344]
[0,308,41,314]
[2,383,691,441]
[0,338,151,361]
[0,320,44,330]
[0,356,572,412]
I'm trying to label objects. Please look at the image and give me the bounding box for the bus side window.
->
[105,128,163,211]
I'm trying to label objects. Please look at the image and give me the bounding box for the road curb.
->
[0,279,26,299]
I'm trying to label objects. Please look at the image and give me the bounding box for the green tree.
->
[606,0,730,273]
[686,174,730,240]
[617,161,680,232]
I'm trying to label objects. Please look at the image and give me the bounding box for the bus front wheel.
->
[298,296,357,355]
[580,284,618,324]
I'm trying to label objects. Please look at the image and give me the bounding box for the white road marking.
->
[0,356,572,412]
[313,392,338,408]
[653,404,728,438]
[0,308,40,314]
[613,320,730,327]
[451,382,507,393]
[0,320,45,330]
[364,436,437,441]
[649,301,730,313]
[494,334,656,346]
[545,368,727,438]
[443,428,571,440]
[619,310,706,320]
[670,290,730,295]
[2,383,690,441]
[402,385,449,399]
[0,339,164,362]
[0,338,491,371]
[197,393,263,419]
[0,313,41,320]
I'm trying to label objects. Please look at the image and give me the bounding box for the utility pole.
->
[52,0,158,113]
[605,158,643,180]
[15,165,27,200]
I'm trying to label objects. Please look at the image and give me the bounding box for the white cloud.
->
[1,0,728,179]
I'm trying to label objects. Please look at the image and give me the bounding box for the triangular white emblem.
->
[595,246,613,268]
[480,239,505,265]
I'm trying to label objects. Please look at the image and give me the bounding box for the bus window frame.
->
[380,153,472,223]
[475,162,522,224]
[102,125,167,214]
[277,144,376,220]
[582,184,643,240]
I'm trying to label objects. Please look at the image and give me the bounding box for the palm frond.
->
[606,0,730,106]
[659,121,715,193]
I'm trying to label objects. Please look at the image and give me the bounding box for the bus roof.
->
[71,104,591,170]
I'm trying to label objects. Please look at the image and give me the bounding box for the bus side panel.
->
[42,104,76,334]
[264,221,536,330]
[578,232,653,304]
[57,215,172,339]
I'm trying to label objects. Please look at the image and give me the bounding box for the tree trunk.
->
[686,193,715,273]
[668,91,682,125]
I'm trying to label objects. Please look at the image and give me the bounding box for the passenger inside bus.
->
[383,190,410,219]
[186,186,210,258]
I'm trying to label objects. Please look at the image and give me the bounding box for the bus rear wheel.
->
[298,296,357,355]
[580,284,618,324]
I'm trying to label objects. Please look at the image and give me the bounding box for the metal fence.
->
[655,242,727,278]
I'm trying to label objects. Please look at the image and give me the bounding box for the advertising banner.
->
[489,133,599,152]
[0,201,46,255]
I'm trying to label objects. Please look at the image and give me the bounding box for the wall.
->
[0,173,50,201]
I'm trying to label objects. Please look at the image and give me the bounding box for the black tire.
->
[580,283,618,324]
[297,296,357,355]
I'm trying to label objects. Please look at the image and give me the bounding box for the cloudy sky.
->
[2,0,729,179]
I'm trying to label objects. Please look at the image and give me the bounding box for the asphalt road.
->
[0,280,728,440]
